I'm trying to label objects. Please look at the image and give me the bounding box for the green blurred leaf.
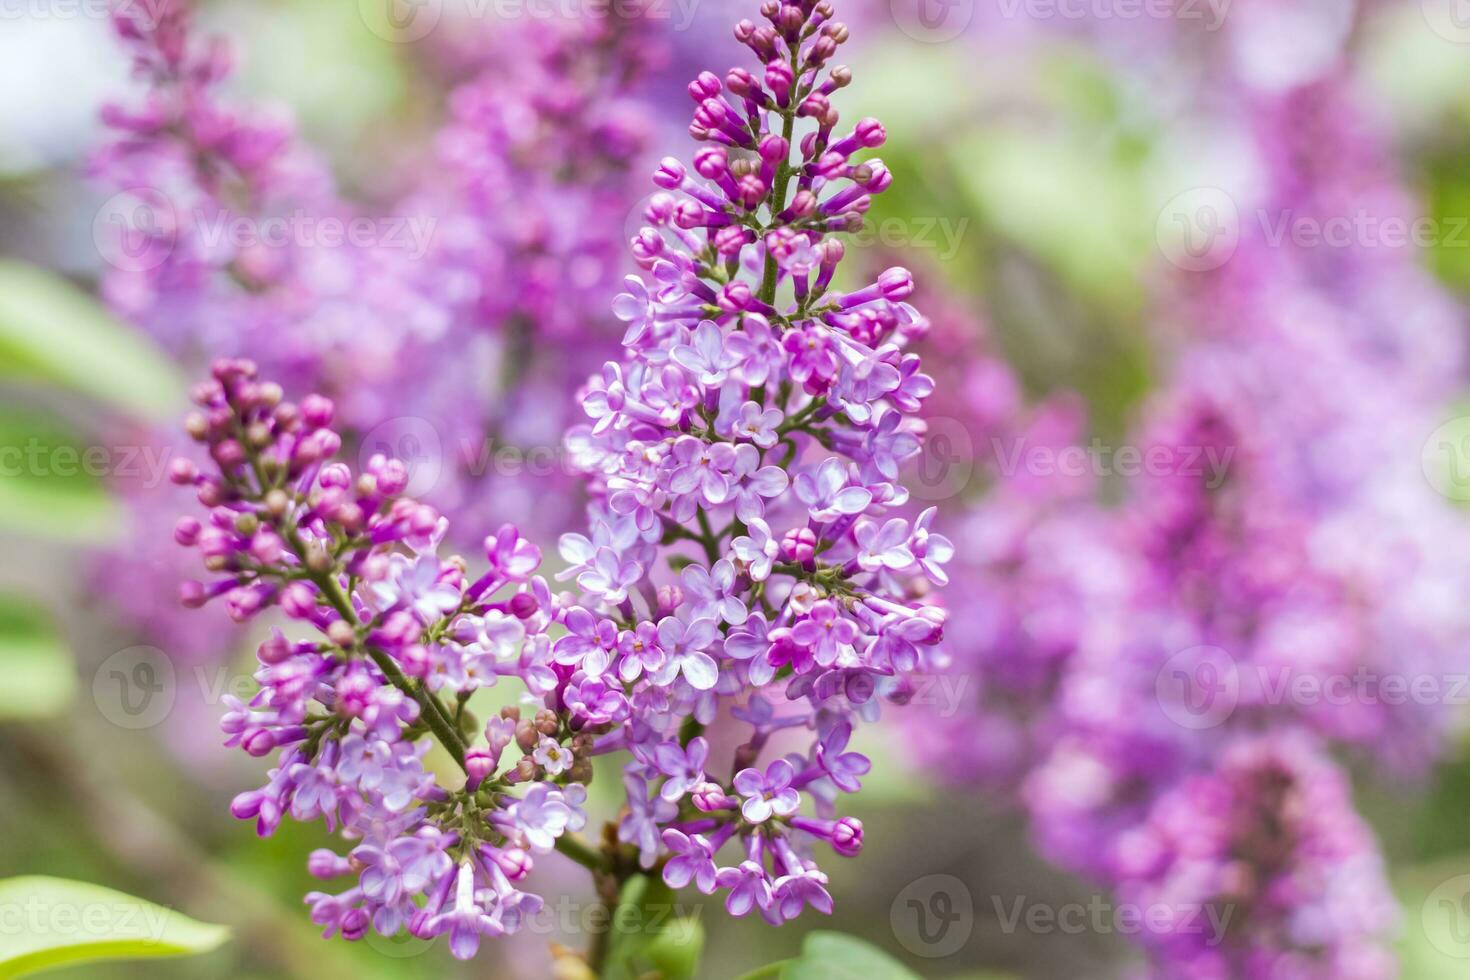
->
[780,931,920,980]
[1394,857,1470,979]
[0,875,228,978]
[0,596,74,721]
[636,914,704,979]
[0,261,182,421]
[0,408,118,543]
[950,128,1148,315]
[600,876,705,980]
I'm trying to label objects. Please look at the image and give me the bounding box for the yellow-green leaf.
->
[0,876,228,978]
[0,409,118,544]
[0,261,183,422]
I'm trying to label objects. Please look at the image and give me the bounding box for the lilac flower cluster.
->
[911,59,1467,980]
[1112,732,1398,979]
[170,0,948,959]
[554,0,951,921]
[172,359,567,957]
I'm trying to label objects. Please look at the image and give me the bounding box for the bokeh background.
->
[5,0,1470,977]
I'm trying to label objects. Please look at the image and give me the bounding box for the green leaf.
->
[0,597,74,720]
[602,876,705,980]
[0,876,228,978]
[1395,860,1470,980]
[0,409,119,543]
[0,261,183,421]
[780,932,920,980]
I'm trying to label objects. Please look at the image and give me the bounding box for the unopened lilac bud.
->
[516,720,538,752]
[760,135,788,163]
[509,591,538,619]
[257,629,291,665]
[241,727,276,757]
[797,93,830,119]
[534,708,559,736]
[657,584,686,614]
[340,908,368,942]
[168,458,198,485]
[174,517,201,545]
[631,228,663,262]
[765,61,793,102]
[879,266,913,299]
[326,619,355,648]
[692,781,735,811]
[714,225,753,256]
[179,580,207,608]
[319,463,352,489]
[189,381,221,407]
[213,439,244,468]
[465,747,495,790]
[250,531,282,564]
[230,790,264,820]
[785,189,816,218]
[493,847,533,881]
[694,146,729,179]
[782,527,818,562]
[273,401,299,430]
[308,848,350,879]
[777,3,804,34]
[721,281,755,311]
[653,157,686,189]
[737,174,766,208]
[832,817,863,856]
[300,394,334,429]
[688,71,721,102]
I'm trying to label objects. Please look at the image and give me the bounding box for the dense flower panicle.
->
[551,0,951,922]
[172,0,948,957]
[404,13,658,532]
[172,359,567,956]
[1113,732,1398,980]
[915,46,1461,980]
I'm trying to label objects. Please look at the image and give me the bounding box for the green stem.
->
[555,833,610,874]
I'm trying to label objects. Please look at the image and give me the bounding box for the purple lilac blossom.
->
[171,0,950,957]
